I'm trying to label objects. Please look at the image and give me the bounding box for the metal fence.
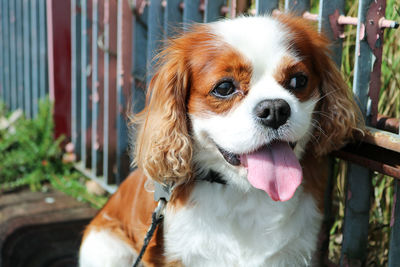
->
[0,0,48,118]
[1,0,400,265]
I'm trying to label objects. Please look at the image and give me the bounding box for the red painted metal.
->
[106,0,118,183]
[366,0,386,126]
[377,115,400,134]
[46,0,71,140]
[117,0,134,179]
[333,128,400,179]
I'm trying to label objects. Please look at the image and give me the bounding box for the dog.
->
[79,14,361,267]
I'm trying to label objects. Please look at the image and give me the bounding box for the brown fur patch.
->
[188,46,253,116]
[276,14,363,155]
[273,56,320,101]
[81,171,165,267]
[301,154,330,212]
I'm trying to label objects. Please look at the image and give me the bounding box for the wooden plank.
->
[340,0,374,265]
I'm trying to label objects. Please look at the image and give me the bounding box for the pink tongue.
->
[241,142,302,201]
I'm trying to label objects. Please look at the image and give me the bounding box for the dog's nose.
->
[254,99,291,129]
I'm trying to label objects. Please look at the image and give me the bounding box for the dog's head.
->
[133,15,361,201]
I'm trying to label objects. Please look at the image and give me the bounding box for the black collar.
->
[198,170,227,185]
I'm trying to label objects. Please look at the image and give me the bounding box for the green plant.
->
[0,99,64,191]
[0,100,109,209]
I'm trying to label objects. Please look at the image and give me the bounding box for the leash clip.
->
[154,181,173,202]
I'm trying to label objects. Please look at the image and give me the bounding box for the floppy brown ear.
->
[133,47,192,184]
[275,14,364,156]
[313,49,363,156]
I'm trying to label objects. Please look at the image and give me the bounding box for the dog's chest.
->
[163,183,322,267]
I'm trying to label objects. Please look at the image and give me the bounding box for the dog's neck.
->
[197,170,227,185]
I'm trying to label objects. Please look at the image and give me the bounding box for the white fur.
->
[164,184,322,267]
[79,230,137,267]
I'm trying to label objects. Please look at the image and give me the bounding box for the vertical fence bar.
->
[318,0,345,66]
[285,0,310,15]
[132,3,148,93]
[80,0,88,167]
[183,0,203,25]
[103,0,110,183]
[9,0,17,110]
[16,0,25,111]
[255,0,278,15]
[389,179,400,266]
[23,0,31,118]
[0,0,3,102]
[388,114,400,266]
[31,0,39,116]
[318,1,345,264]
[130,2,148,173]
[71,0,82,159]
[105,0,118,183]
[340,0,373,265]
[204,0,225,22]
[115,0,133,184]
[39,0,47,97]
[164,0,182,37]
[146,0,163,84]
[115,0,124,184]
[16,0,24,110]
[2,0,11,108]
[91,0,99,176]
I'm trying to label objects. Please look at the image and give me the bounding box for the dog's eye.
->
[211,81,237,98]
[287,73,308,91]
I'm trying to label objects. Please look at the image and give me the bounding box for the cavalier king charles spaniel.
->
[80,15,361,267]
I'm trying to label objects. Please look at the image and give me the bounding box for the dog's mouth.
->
[217,142,297,166]
[217,141,302,202]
